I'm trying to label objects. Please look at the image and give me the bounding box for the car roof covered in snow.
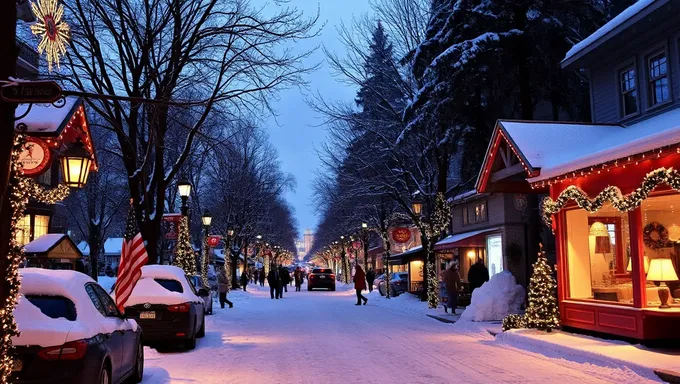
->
[121,265,202,307]
[14,268,135,348]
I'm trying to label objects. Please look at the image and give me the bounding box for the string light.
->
[174,216,196,275]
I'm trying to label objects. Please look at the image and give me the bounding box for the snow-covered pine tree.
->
[524,244,560,331]
[174,216,196,276]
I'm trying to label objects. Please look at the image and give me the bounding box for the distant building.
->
[304,229,314,256]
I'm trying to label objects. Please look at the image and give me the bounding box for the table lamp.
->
[646,258,679,309]
[626,256,650,274]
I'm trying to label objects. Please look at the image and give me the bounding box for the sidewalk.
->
[496,329,680,382]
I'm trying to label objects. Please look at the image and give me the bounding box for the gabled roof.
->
[562,0,665,68]
[103,238,123,255]
[24,234,83,259]
[477,108,680,189]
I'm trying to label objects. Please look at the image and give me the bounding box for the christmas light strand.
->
[542,167,680,228]
[30,0,70,72]
[25,179,70,204]
[1,134,31,382]
[174,216,196,276]
[201,236,210,288]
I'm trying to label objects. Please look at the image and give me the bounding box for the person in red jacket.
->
[354,265,368,306]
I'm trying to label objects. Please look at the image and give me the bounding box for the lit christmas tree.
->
[524,244,560,331]
[174,216,196,275]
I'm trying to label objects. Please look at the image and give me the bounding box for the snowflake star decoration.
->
[30,0,70,72]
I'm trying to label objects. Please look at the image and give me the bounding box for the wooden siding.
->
[586,5,680,124]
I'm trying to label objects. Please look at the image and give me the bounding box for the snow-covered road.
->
[141,284,657,384]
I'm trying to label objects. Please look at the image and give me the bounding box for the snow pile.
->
[460,271,524,322]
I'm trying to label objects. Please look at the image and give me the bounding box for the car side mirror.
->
[198,288,209,297]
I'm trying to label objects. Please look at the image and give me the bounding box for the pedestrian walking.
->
[259,268,265,286]
[279,265,290,293]
[240,270,249,291]
[253,269,259,285]
[267,267,280,299]
[443,262,461,314]
[217,268,233,309]
[354,265,368,306]
[468,258,489,293]
[366,268,376,293]
[294,267,302,292]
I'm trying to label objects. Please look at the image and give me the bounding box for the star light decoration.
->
[30,0,70,72]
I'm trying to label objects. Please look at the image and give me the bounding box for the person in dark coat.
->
[354,265,368,306]
[365,269,376,293]
[253,269,259,285]
[468,259,489,293]
[294,267,302,291]
[267,267,281,299]
[279,265,290,293]
[259,268,265,286]
[240,270,249,291]
[217,268,233,308]
[443,263,461,313]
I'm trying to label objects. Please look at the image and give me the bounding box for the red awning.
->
[434,228,501,251]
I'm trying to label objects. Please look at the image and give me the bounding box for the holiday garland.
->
[25,178,70,204]
[643,222,668,250]
[201,236,210,288]
[174,216,196,276]
[542,167,680,228]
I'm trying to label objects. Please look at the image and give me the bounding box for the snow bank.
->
[460,271,524,322]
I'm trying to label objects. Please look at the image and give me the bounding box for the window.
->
[565,204,631,304]
[26,295,77,321]
[85,284,107,316]
[16,215,31,246]
[154,278,183,293]
[648,52,670,106]
[92,284,120,317]
[620,66,638,116]
[33,215,49,240]
[463,201,488,225]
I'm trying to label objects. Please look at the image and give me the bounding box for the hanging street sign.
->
[0,81,62,103]
[19,137,52,176]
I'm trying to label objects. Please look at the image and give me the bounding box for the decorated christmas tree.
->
[174,216,196,276]
[524,244,560,331]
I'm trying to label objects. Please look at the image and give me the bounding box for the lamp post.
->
[177,178,191,216]
[340,235,349,284]
[362,222,370,273]
[411,193,423,218]
[200,210,212,286]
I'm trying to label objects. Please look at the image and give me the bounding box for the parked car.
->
[190,275,214,315]
[307,268,336,291]
[378,272,409,297]
[373,273,386,293]
[121,265,208,350]
[11,268,144,384]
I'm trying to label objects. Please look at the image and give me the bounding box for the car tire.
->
[99,361,111,384]
[197,314,205,338]
[307,286,312,291]
[126,341,144,383]
[379,286,384,296]
[185,330,197,350]
[390,286,396,297]
[330,286,335,291]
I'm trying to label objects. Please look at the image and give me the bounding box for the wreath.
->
[643,222,669,250]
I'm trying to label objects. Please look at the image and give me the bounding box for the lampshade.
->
[647,258,679,282]
[201,210,212,226]
[668,224,680,242]
[626,256,650,274]
[177,178,191,198]
[59,140,92,188]
[589,221,609,237]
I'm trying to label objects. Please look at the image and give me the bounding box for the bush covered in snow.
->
[460,271,524,322]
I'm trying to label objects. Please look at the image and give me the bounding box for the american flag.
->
[115,204,148,312]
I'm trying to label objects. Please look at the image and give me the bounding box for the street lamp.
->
[201,210,212,286]
[59,139,92,188]
[177,178,191,216]
[362,222,370,272]
[201,210,212,227]
[411,193,423,217]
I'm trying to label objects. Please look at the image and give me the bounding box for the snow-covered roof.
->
[121,265,202,307]
[13,268,136,348]
[14,97,80,135]
[562,0,661,67]
[498,108,680,182]
[435,228,501,250]
[452,189,477,202]
[24,233,68,253]
[104,238,124,255]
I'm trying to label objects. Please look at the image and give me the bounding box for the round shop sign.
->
[207,236,221,247]
[392,227,411,243]
[19,137,51,176]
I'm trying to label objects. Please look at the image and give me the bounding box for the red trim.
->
[628,208,647,308]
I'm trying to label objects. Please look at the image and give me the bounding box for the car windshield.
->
[154,278,184,293]
[26,295,77,321]
[312,269,332,274]
[396,273,408,280]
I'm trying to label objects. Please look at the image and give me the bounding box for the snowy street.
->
[140,284,656,384]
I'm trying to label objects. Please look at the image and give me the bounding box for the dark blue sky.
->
[264,0,373,236]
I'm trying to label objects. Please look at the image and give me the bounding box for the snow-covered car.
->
[121,265,208,350]
[378,272,409,297]
[373,274,385,293]
[11,268,144,384]
[308,268,336,291]
[190,275,214,315]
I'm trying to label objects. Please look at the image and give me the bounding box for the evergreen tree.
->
[174,216,197,276]
[524,244,560,331]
